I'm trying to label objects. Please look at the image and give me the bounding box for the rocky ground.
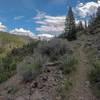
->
[0,62,66,100]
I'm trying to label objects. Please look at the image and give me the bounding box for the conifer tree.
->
[77,21,84,31]
[88,7,100,34]
[84,20,87,29]
[96,7,100,21]
[64,7,76,41]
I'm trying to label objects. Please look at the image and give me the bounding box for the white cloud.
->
[10,28,34,38]
[0,22,7,31]
[37,33,54,41]
[37,34,54,38]
[9,27,54,40]
[34,11,65,36]
[13,16,24,21]
[76,0,100,18]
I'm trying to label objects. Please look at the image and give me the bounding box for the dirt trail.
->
[68,42,97,100]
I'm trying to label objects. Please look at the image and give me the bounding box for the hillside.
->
[0,31,32,61]
[0,32,39,83]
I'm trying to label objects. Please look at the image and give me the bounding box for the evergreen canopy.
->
[64,7,76,41]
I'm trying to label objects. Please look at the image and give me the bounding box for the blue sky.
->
[0,0,99,36]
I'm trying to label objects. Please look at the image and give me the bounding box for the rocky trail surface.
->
[0,63,64,100]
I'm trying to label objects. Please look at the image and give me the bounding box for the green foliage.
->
[0,40,39,83]
[76,21,84,32]
[36,38,71,61]
[0,72,9,83]
[63,79,72,90]
[76,31,83,37]
[64,7,77,41]
[89,60,100,92]
[17,53,48,82]
[57,79,72,100]
[59,54,78,74]
[88,7,100,34]
[0,32,30,44]
[0,31,31,61]
[11,40,39,56]
[96,7,100,21]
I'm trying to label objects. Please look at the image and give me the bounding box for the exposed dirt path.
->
[68,42,97,100]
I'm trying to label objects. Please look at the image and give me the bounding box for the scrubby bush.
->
[57,79,72,100]
[89,60,100,92]
[59,54,78,74]
[11,40,39,56]
[0,40,39,83]
[0,72,8,83]
[17,53,48,82]
[35,39,72,61]
[63,79,72,90]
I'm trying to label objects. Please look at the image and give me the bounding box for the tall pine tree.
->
[77,21,84,31]
[96,7,100,20]
[88,7,100,34]
[64,7,76,41]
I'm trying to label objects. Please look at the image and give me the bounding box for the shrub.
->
[17,53,48,82]
[63,79,72,90]
[0,40,39,83]
[57,79,72,100]
[35,38,72,61]
[0,72,8,83]
[89,60,100,91]
[59,54,78,74]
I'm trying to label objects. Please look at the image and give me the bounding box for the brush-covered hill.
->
[0,31,32,61]
[0,31,39,83]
